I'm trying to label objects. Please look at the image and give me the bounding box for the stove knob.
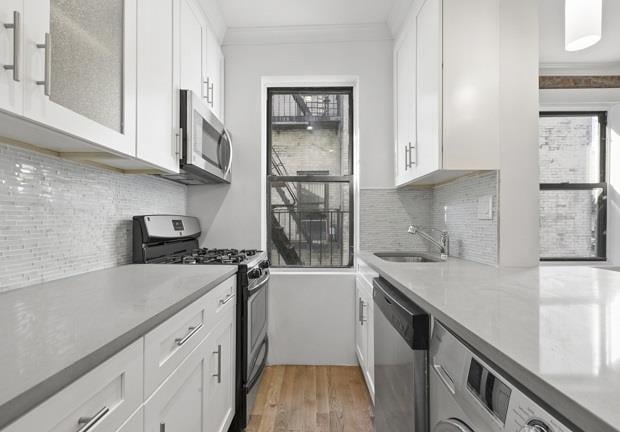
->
[249,268,262,279]
[520,420,551,432]
[260,260,270,270]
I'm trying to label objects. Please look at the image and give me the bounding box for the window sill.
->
[270,267,355,276]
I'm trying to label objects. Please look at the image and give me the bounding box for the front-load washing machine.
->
[430,321,574,432]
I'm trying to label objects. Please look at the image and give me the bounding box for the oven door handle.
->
[248,274,270,296]
[246,337,269,391]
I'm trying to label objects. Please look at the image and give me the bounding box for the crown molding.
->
[196,0,227,43]
[387,0,415,38]
[223,22,392,46]
[539,62,620,76]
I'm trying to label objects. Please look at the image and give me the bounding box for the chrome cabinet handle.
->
[203,77,211,103]
[358,297,363,324]
[174,323,203,346]
[174,127,183,158]
[361,300,367,324]
[213,344,222,383]
[3,11,21,82]
[408,142,417,168]
[36,32,51,96]
[77,407,109,432]
[209,82,214,107]
[219,293,234,305]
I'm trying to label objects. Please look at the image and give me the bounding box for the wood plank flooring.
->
[245,366,374,432]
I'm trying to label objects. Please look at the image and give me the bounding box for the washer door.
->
[433,418,474,432]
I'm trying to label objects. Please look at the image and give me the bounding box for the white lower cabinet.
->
[2,277,237,432]
[355,273,375,402]
[4,340,143,432]
[145,294,235,432]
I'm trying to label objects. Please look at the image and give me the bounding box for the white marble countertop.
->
[359,251,620,432]
[0,264,237,428]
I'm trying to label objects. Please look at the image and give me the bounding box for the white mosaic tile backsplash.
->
[431,172,498,265]
[0,142,187,292]
[360,171,498,265]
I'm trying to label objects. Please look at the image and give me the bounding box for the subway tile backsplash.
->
[0,142,187,292]
[360,171,498,265]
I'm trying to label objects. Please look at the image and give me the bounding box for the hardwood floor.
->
[245,365,374,432]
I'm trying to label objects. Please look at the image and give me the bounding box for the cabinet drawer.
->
[204,276,236,327]
[4,340,143,432]
[144,275,236,396]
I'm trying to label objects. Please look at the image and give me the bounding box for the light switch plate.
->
[477,195,493,220]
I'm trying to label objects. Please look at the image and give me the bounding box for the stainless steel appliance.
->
[373,277,429,432]
[160,90,232,185]
[132,215,268,431]
[430,321,574,432]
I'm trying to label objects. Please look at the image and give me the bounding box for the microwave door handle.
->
[223,129,233,177]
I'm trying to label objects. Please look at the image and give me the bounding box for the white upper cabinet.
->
[136,0,180,173]
[204,26,224,121]
[22,0,136,156]
[394,0,500,186]
[0,1,23,115]
[179,0,205,98]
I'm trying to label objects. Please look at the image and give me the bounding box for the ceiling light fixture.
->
[565,0,603,52]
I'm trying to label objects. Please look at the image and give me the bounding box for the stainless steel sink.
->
[373,252,442,263]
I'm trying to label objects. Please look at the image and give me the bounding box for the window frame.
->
[266,87,355,268]
[539,111,608,262]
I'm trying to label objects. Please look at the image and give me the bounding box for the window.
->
[267,88,354,267]
[539,112,607,261]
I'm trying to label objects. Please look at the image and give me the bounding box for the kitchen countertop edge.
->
[0,266,237,430]
[358,251,616,432]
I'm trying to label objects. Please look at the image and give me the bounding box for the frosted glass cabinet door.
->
[23,0,136,156]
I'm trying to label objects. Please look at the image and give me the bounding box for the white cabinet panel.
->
[136,0,180,173]
[0,1,23,115]
[204,302,236,432]
[179,0,204,99]
[5,340,143,432]
[355,272,375,402]
[415,0,442,178]
[22,0,136,156]
[204,26,224,121]
[144,343,207,432]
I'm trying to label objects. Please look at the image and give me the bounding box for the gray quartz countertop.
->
[0,264,237,428]
[359,251,620,432]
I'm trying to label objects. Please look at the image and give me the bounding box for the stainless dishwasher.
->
[374,277,430,432]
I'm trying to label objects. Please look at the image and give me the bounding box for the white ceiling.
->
[215,0,398,28]
[539,0,620,65]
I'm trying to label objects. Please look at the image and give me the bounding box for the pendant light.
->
[565,0,603,51]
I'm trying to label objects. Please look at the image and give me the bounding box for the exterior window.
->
[539,112,607,261]
[267,88,354,267]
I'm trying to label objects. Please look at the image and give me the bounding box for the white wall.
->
[498,0,541,266]
[267,273,356,365]
[187,36,394,248]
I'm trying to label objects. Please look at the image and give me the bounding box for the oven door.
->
[246,273,268,375]
[181,90,232,183]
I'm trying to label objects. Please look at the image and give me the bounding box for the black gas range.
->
[132,215,268,432]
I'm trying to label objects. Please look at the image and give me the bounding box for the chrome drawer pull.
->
[213,344,222,383]
[174,323,203,346]
[35,32,51,96]
[3,11,21,82]
[219,293,234,305]
[77,406,109,432]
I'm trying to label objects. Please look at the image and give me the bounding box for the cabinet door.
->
[114,409,142,432]
[144,340,208,432]
[0,0,23,115]
[135,0,180,173]
[354,284,367,370]
[204,300,236,432]
[415,0,442,178]
[22,0,136,156]
[362,287,374,400]
[204,27,223,121]
[394,20,417,186]
[179,0,204,99]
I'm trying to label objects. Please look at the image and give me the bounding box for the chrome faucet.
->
[408,225,449,261]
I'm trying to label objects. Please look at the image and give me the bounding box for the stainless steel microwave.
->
[161,90,232,185]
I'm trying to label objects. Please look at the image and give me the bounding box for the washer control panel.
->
[432,322,574,432]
